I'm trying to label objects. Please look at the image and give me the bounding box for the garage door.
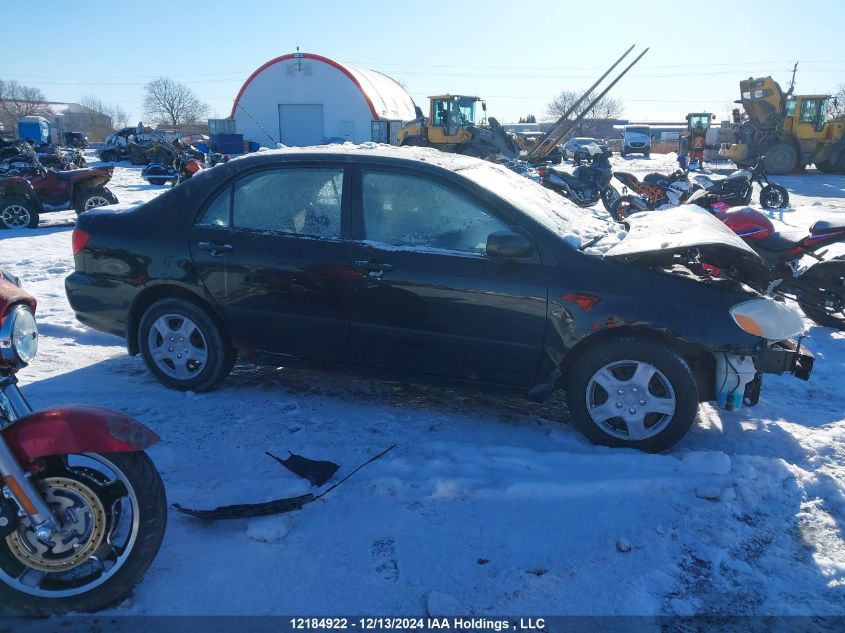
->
[278,104,324,146]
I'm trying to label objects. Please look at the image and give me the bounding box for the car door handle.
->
[353,260,394,272]
[353,260,394,278]
[197,241,233,256]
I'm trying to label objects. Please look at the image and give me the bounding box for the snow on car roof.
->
[242,143,617,248]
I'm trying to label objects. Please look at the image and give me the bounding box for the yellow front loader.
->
[396,95,524,160]
[721,75,845,174]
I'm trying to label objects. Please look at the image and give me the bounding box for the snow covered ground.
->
[2,150,845,617]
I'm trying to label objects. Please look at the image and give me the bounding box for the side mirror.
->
[486,231,533,259]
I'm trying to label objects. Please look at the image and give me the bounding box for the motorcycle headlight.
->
[0,305,38,367]
[730,298,804,340]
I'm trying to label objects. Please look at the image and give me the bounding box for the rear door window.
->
[232,168,343,239]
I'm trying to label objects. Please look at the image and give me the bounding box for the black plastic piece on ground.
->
[266,451,339,487]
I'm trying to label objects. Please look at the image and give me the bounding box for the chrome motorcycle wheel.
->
[0,451,166,614]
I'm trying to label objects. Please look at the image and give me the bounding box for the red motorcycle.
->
[0,269,166,614]
[689,192,845,329]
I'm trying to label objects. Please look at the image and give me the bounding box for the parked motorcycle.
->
[538,146,620,213]
[0,270,166,614]
[687,189,845,329]
[691,160,789,210]
[610,169,698,220]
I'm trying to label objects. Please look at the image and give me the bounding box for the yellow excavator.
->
[720,70,845,174]
[395,45,649,163]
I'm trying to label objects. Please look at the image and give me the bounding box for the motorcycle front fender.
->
[2,405,159,463]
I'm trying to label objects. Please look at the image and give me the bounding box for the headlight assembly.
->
[730,298,804,340]
[0,304,38,367]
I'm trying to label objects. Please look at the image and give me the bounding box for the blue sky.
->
[2,0,843,124]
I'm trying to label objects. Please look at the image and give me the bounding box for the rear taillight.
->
[72,228,90,254]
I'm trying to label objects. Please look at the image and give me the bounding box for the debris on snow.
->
[526,567,549,576]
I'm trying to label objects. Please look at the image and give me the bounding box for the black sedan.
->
[66,146,813,451]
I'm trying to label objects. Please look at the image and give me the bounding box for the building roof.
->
[231,53,417,121]
[43,102,101,116]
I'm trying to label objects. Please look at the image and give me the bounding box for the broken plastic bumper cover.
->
[173,444,395,521]
[757,339,814,381]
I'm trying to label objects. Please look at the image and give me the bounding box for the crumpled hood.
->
[602,205,770,291]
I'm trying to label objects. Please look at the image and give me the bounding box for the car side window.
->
[198,187,231,226]
[232,168,343,239]
[361,171,510,255]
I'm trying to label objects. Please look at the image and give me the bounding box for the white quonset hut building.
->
[230,52,418,147]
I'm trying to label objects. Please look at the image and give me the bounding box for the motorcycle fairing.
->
[2,405,159,463]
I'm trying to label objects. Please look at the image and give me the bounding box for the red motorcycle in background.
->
[0,269,166,614]
[687,191,845,329]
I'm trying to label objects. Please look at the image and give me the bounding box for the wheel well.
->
[126,284,230,356]
[555,326,716,402]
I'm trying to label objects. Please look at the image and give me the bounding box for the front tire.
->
[0,197,39,229]
[760,184,789,209]
[138,298,235,391]
[609,195,645,221]
[565,336,699,452]
[0,451,166,615]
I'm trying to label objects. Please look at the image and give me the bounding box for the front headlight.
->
[0,305,38,367]
[730,298,804,340]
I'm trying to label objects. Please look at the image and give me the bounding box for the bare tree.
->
[830,84,845,120]
[80,95,130,130]
[142,77,209,126]
[546,89,623,136]
[0,79,49,121]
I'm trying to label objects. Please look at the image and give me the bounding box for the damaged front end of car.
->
[600,206,814,412]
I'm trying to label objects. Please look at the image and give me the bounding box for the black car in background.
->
[65,147,812,452]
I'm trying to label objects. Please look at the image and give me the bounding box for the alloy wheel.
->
[0,454,140,598]
[83,196,110,211]
[1,204,32,228]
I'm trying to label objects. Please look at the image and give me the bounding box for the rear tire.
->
[75,187,115,214]
[797,258,845,330]
[609,195,644,221]
[0,197,39,229]
[760,184,789,209]
[762,143,798,175]
[565,335,699,452]
[601,185,621,213]
[138,298,235,391]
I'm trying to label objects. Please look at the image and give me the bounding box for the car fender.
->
[2,405,159,463]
